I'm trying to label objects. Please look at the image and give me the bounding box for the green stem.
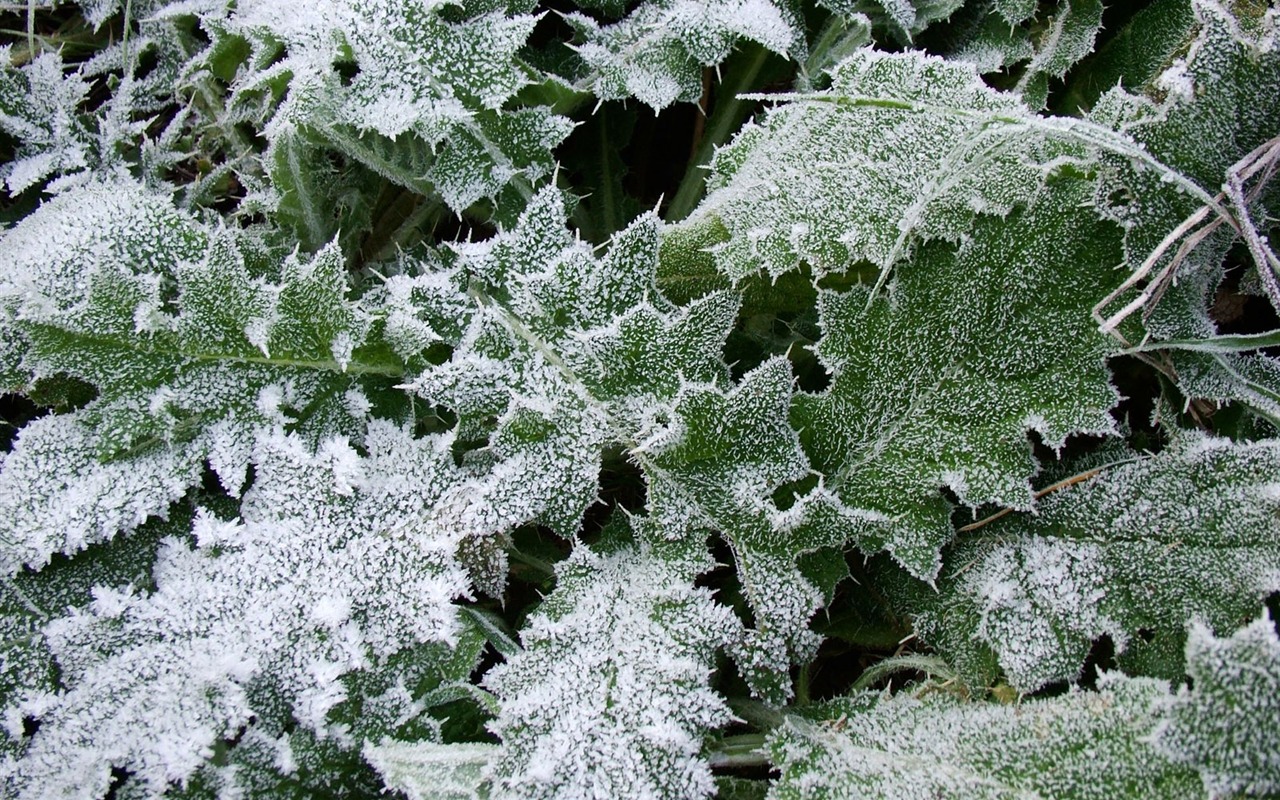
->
[727,697,787,731]
[795,660,811,706]
[707,733,770,769]
[666,44,773,223]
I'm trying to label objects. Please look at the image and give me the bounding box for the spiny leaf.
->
[899,434,1280,693]
[767,676,1203,799]
[791,175,1125,581]
[483,532,739,800]
[566,0,802,110]
[1154,612,1280,798]
[676,47,1080,283]
[639,357,826,702]
[4,423,475,798]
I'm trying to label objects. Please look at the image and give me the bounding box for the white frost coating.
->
[0,52,92,193]
[917,434,1280,693]
[963,537,1121,691]
[568,0,800,109]
[768,676,1203,799]
[684,48,1065,281]
[485,542,739,800]
[1154,613,1280,798]
[3,423,472,798]
[0,413,203,573]
[217,0,571,211]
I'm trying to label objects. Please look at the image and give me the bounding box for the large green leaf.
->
[3,422,480,798]
[200,0,574,218]
[673,48,1085,284]
[565,0,803,110]
[899,434,1280,692]
[790,176,1125,581]
[767,677,1203,799]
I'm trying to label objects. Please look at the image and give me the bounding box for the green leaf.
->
[7,423,476,797]
[566,0,803,110]
[1154,612,1280,797]
[404,187,740,558]
[1,181,399,459]
[0,52,93,194]
[639,357,826,701]
[901,434,1280,693]
[675,48,1080,284]
[767,677,1203,799]
[364,740,498,800]
[791,176,1125,581]
[208,0,573,214]
[483,534,739,800]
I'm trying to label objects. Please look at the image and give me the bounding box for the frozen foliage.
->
[3,0,1280,796]
[364,740,498,800]
[906,434,1280,692]
[677,48,1079,282]
[0,413,203,572]
[1088,0,1280,425]
[767,676,1204,799]
[1154,613,1280,797]
[364,536,740,800]
[1,422,475,798]
[641,357,834,701]
[483,533,738,800]
[199,0,574,216]
[0,51,93,194]
[791,177,1124,580]
[567,0,802,109]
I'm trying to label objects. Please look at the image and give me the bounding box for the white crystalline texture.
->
[0,413,202,574]
[685,47,1065,281]
[921,434,1280,692]
[364,739,499,800]
[3,423,472,798]
[768,676,1203,799]
[484,543,739,800]
[0,52,92,194]
[1154,613,1280,797]
[569,0,800,109]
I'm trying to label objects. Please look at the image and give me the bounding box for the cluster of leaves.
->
[0,0,1278,797]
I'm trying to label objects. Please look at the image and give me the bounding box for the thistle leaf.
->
[767,677,1203,799]
[567,0,803,110]
[791,176,1125,581]
[484,534,739,800]
[1154,613,1280,798]
[900,434,1280,693]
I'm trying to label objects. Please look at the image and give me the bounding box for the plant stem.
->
[707,733,770,769]
[666,44,774,223]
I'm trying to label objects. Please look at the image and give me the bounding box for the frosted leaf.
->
[364,739,499,800]
[791,177,1124,581]
[0,413,202,574]
[992,0,1037,24]
[1,181,391,460]
[403,188,741,567]
[3,422,475,798]
[1086,0,1280,425]
[1153,613,1280,797]
[642,357,824,701]
[0,52,92,194]
[567,0,802,110]
[817,0,965,41]
[483,537,739,800]
[906,434,1280,693]
[676,47,1082,282]
[767,675,1202,799]
[207,0,575,213]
